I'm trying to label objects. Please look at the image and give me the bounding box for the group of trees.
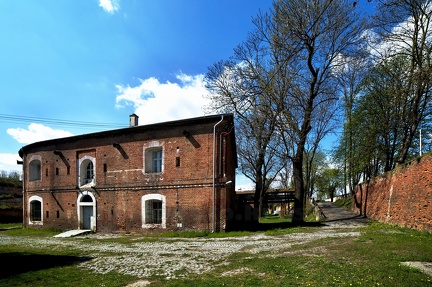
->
[336,0,432,204]
[205,0,432,223]
[0,170,21,180]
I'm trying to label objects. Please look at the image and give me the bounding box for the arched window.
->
[29,159,41,181]
[82,194,93,202]
[29,195,43,225]
[79,156,95,186]
[30,201,41,221]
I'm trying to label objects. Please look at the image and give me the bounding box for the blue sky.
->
[0,0,273,187]
[0,0,375,189]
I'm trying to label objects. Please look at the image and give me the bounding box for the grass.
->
[1,222,431,286]
[334,197,353,209]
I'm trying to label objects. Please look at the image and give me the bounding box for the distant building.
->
[18,114,237,233]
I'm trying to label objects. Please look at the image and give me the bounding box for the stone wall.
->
[353,154,432,232]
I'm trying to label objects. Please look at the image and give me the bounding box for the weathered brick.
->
[20,114,237,233]
[354,155,432,232]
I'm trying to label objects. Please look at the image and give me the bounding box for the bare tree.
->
[205,20,284,219]
[206,0,366,224]
[334,53,371,197]
[8,171,21,180]
[273,0,367,222]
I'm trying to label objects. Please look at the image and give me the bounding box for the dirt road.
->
[318,201,369,227]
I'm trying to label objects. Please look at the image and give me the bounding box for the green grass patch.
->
[2,226,62,237]
[0,222,22,229]
[259,215,292,224]
[1,221,432,286]
[334,197,352,208]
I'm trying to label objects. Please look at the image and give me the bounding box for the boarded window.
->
[29,160,41,181]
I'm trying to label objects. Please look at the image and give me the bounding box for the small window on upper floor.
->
[29,159,41,181]
[79,157,95,187]
[145,147,163,173]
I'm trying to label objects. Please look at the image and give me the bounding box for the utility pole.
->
[420,129,422,156]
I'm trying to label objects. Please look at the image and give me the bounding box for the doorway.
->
[77,191,96,230]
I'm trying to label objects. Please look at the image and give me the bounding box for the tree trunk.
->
[292,157,305,223]
[253,152,266,222]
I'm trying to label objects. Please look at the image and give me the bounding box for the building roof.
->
[19,113,235,158]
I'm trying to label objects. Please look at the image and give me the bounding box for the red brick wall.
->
[353,154,432,232]
[21,116,236,233]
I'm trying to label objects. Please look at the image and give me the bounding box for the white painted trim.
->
[28,195,43,225]
[142,194,166,229]
[77,191,97,231]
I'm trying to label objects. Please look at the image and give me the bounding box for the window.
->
[145,199,162,224]
[29,196,43,224]
[29,159,41,181]
[152,150,162,173]
[82,194,93,202]
[145,147,163,173]
[30,201,42,221]
[86,162,94,183]
[79,156,95,186]
[142,194,166,228]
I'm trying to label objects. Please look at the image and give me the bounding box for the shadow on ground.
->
[256,221,324,230]
[0,252,92,279]
[228,221,324,232]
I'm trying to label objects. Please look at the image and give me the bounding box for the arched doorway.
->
[77,191,96,230]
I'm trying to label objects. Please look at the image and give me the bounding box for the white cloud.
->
[115,73,212,125]
[99,0,120,14]
[7,123,74,145]
[0,153,22,174]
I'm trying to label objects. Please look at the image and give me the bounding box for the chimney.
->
[129,113,139,127]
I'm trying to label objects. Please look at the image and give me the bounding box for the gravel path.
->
[318,201,370,228]
[0,203,368,285]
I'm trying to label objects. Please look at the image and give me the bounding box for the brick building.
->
[18,114,237,233]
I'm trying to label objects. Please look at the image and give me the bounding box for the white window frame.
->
[28,195,43,225]
[142,194,166,228]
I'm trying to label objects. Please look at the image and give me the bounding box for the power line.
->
[0,114,127,130]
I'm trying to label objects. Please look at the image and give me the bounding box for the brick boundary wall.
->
[353,154,432,232]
